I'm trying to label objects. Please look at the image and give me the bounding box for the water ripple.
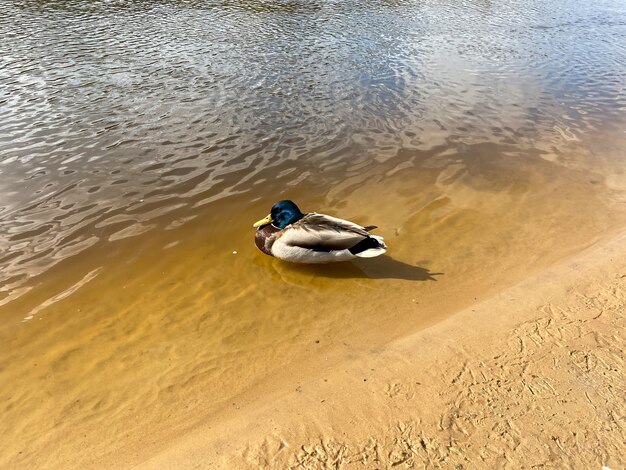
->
[1,0,625,300]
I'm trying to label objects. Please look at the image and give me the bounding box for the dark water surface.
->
[1,0,626,468]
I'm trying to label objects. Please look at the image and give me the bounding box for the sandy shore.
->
[132,230,626,469]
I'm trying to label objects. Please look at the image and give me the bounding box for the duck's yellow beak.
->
[253,214,273,228]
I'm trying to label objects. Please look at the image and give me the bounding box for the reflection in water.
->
[1,0,626,468]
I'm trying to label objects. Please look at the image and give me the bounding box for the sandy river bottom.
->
[1,131,626,469]
[146,220,626,470]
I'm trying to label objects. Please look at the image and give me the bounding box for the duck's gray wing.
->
[277,213,371,251]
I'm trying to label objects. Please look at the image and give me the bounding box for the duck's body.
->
[253,201,387,264]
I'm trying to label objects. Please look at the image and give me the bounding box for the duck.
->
[253,200,387,263]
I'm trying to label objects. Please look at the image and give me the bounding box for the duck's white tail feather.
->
[355,247,386,258]
[354,235,387,258]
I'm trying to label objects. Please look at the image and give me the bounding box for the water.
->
[1,0,626,467]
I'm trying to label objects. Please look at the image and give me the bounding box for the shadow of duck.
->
[275,255,443,281]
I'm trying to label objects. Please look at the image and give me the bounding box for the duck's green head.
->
[253,200,304,229]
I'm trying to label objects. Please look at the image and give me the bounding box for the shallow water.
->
[1,0,626,467]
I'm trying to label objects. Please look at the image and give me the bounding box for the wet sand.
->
[136,225,626,470]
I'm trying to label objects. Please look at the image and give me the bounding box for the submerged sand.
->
[1,130,625,468]
[135,229,626,470]
[3,130,626,470]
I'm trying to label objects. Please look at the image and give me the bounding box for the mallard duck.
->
[253,200,387,263]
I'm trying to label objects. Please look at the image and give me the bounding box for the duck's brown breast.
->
[254,224,280,256]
